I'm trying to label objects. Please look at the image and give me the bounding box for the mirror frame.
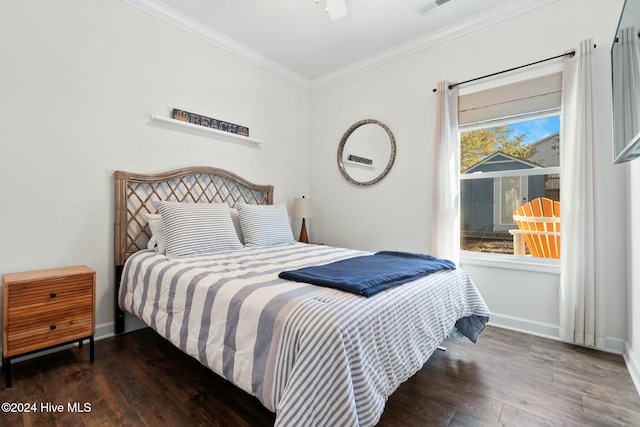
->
[337,119,397,186]
[611,0,640,164]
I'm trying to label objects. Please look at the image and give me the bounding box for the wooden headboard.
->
[113,166,274,334]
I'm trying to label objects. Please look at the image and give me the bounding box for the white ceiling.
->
[125,0,556,88]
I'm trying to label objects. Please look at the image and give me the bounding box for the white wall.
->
[0,0,312,338]
[628,160,640,390]
[310,0,629,352]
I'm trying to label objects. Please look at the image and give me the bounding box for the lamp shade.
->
[293,197,313,219]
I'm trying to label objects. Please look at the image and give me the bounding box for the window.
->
[457,73,562,260]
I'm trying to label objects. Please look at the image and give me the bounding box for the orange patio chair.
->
[508,197,560,258]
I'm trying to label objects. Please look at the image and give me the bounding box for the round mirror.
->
[337,119,396,186]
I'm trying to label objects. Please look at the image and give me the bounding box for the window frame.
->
[460,250,560,273]
[458,111,561,274]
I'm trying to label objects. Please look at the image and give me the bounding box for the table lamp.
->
[293,196,313,243]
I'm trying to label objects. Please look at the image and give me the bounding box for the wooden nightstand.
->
[2,266,95,388]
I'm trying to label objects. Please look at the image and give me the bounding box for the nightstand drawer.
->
[7,301,94,332]
[6,273,93,310]
[6,308,93,356]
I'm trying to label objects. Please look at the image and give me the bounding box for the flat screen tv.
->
[612,0,640,164]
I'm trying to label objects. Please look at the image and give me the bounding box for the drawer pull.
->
[50,324,57,330]
[50,292,57,298]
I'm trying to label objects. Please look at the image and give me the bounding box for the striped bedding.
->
[119,243,490,426]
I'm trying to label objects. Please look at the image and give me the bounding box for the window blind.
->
[458,72,562,126]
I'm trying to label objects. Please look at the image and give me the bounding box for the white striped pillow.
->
[236,203,295,247]
[154,201,243,257]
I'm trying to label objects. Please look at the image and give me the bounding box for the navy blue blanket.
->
[278,251,456,297]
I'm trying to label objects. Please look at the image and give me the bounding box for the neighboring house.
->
[530,132,561,201]
[529,133,560,167]
[461,150,552,233]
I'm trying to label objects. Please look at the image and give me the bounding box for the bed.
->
[114,166,490,427]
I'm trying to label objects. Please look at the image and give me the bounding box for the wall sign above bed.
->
[149,109,263,146]
[171,108,249,136]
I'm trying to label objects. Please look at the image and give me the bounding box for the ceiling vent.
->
[418,0,452,16]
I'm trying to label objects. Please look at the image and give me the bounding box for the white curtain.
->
[559,39,605,348]
[432,81,460,264]
[613,26,640,159]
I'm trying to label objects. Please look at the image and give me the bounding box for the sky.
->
[509,115,560,145]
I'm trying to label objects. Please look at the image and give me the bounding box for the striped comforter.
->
[119,243,490,426]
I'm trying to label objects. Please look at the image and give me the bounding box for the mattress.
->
[119,242,490,426]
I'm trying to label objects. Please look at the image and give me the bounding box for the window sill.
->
[460,251,560,274]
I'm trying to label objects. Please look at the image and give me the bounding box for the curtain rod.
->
[432,45,596,93]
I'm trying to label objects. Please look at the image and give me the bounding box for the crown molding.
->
[121,0,312,89]
[310,0,558,89]
[122,0,557,92]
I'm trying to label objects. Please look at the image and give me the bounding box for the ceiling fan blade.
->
[326,0,347,20]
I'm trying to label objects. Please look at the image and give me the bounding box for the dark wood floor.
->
[2,325,639,426]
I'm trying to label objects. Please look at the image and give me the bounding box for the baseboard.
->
[488,313,626,355]
[488,313,560,341]
[624,342,640,397]
[95,320,116,340]
[95,315,148,339]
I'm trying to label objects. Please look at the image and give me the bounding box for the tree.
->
[460,125,533,171]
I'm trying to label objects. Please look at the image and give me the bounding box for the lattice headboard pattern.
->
[114,166,274,265]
